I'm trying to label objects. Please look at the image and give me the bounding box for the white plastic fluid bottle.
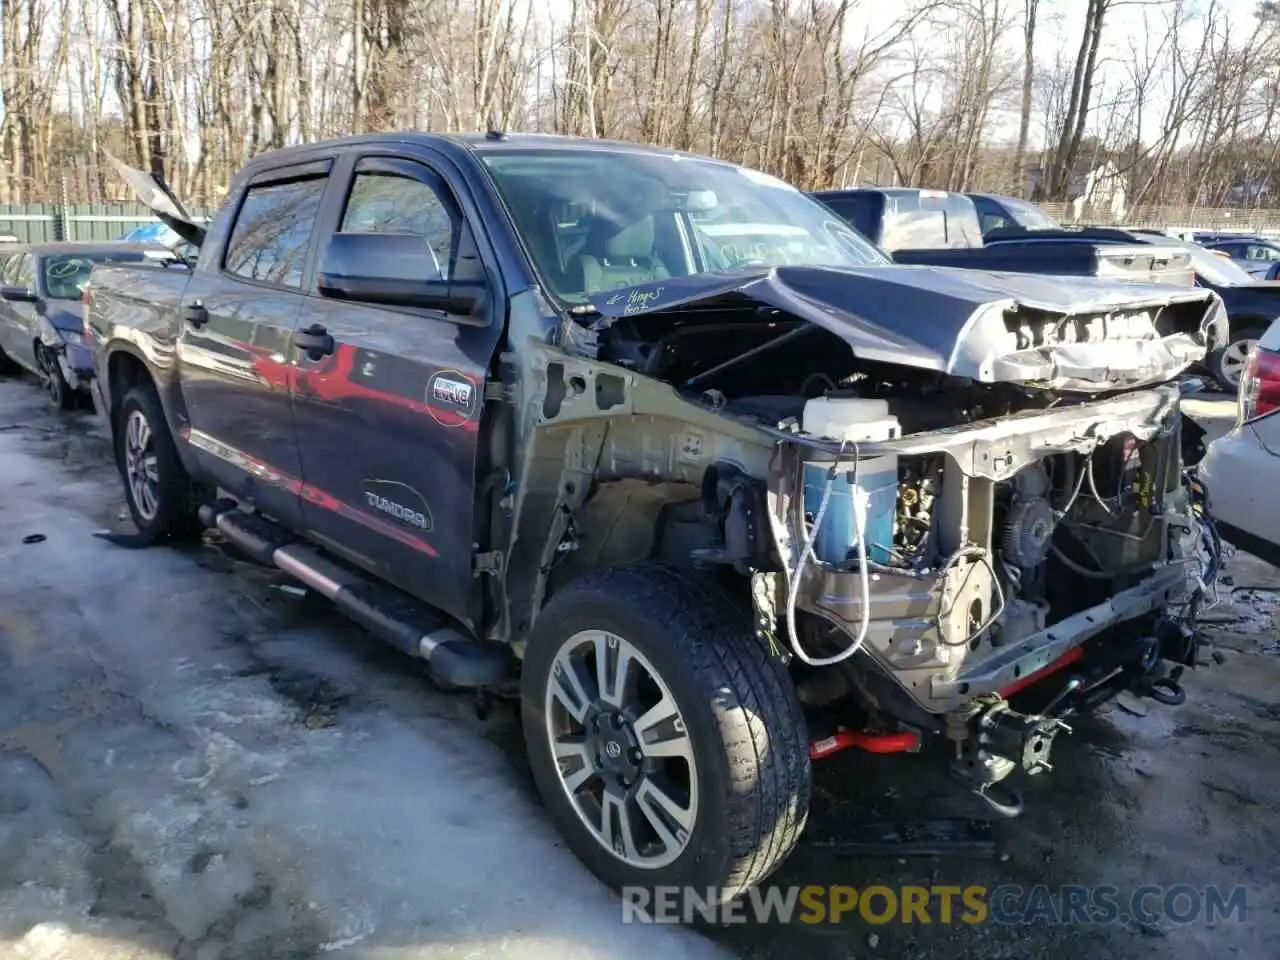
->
[800,397,901,566]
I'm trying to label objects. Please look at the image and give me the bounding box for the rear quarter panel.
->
[86,261,196,455]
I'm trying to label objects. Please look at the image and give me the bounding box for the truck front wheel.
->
[115,384,203,543]
[521,562,811,904]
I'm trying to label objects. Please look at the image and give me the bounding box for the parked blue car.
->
[0,241,179,409]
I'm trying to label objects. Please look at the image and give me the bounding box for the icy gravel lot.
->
[0,378,1277,960]
[0,379,732,959]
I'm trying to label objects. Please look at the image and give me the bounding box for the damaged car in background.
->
[89,135,1226,907]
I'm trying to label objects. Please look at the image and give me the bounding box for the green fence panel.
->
[0,203,59,243]
[0,202,217,245]
[65,203,162,242]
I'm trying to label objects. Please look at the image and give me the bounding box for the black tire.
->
[115,383,204,543]
[521,561,810,904]
[1207,323,1266,392]
[35,344,75,411]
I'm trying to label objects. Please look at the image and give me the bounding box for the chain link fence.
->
[1039,202,1280,237]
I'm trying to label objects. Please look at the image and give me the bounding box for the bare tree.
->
[5,0,1280,217]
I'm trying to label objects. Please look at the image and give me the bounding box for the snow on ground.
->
[0,380,730,959]
[1,379,1278,960]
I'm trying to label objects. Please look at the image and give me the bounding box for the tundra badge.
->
[361,479,433,531]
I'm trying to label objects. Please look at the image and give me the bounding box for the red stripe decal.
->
[183,429,438,557]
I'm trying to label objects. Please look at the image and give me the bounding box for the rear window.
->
[827,194,883,243]
[816,190,982,251]
[879,191,982,251]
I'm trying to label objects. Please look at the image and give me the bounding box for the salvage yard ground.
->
[0,379,1277,960]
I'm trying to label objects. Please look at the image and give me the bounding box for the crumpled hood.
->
[585,264,1223,392]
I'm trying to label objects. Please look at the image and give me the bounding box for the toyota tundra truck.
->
[86,134,1225,906]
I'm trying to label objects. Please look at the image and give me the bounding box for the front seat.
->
[571,215,670,295]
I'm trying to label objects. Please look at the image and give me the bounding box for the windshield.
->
[1185,243,1253,286]
[479,148,889,304]
[1000,197,1059,230]
[42,252,158,300]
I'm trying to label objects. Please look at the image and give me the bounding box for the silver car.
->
[1199,316,1280,565]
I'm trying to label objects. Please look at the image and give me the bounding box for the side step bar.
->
[199,501,510,688]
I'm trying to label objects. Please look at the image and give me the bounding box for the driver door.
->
[290,152,505,626]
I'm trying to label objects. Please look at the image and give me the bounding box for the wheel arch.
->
[1224,313,1272,340]
[105,343,199,476]
[497,341,778,648]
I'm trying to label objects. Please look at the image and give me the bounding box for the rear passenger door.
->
[178,159,333,528]
[290,151,504,625]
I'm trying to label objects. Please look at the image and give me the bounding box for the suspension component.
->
[974,699,1070,776]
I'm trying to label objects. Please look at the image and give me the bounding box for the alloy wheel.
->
[544,629,698,870]
[37,346,65,406]
[1220,337,1258,387]
[123,409,160,522]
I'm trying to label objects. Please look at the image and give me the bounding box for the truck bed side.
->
[811,188,1194,286]
[85,259,193,429]
[892,242,1196,286]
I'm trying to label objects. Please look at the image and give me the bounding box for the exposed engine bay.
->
[542,274,1227,815]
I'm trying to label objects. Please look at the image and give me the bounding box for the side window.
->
[14,254,35,287]
[340,167,458,280]
[224,175,327,288]
[981,213,1010,233]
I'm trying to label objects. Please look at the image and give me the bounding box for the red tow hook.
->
[809,729,921,760]
[807,647,1089,762]
[998,646,1085,699]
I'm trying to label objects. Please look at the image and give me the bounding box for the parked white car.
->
[1199,317,1280,566]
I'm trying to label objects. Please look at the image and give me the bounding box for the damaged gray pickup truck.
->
[87,133,1227,905]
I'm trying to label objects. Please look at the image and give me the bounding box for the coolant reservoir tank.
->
[801,397,901,566]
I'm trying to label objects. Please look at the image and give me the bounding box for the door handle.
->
[182,302,208,328]
[293,323,335,359]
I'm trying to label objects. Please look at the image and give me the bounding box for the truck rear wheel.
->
[115,384,203,543]
[521,561,811,904]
